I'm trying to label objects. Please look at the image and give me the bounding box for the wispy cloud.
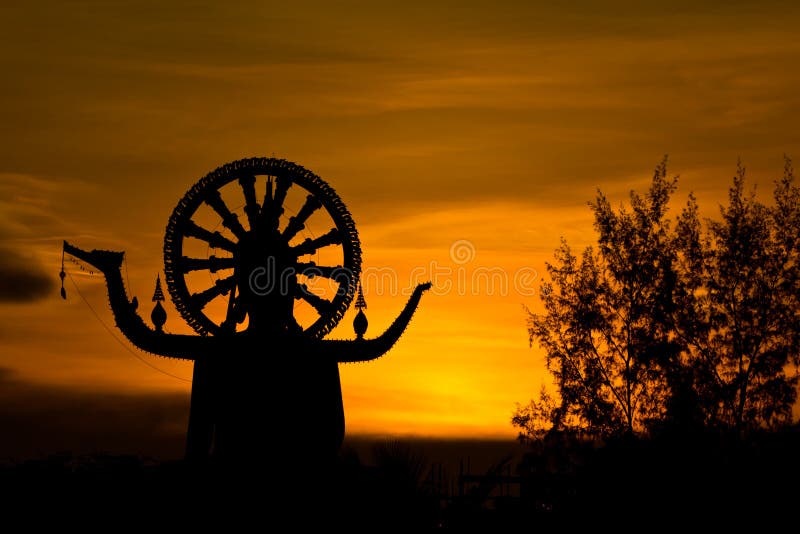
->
[0,247,54,302]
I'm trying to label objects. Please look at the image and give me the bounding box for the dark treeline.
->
[5,431,798,528]
[0,439,527,530]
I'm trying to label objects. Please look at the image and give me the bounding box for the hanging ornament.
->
[59,246,67,300]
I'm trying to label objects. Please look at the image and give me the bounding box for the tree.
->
[512,386,562,442]
[519,159,680,438]
[515,158,800,442]
[772,158,800,371]
[673,160,800,434]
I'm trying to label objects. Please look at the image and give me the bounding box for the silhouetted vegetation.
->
[5,429,798,528]
[508,159,800,526]
[516,157,800,440]
[673,161,800,433]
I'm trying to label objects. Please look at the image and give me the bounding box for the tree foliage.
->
[525,159,678,437]
[673,160,800,433]
[515,158,800,441]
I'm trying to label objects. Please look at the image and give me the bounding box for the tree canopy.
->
[516,158,800,440]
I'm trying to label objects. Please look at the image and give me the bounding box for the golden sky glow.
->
[1,1,799,440]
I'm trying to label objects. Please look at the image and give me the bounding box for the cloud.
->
[0,247,55,302]
[0,173,103,303]
[0,367,188,460]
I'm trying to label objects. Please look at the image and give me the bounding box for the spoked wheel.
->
[163,158,361,338]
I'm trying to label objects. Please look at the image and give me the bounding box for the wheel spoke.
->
[229,297,246,324]
[261,175,291,231]
[295,283,333,315]
[260,177,273,230]
[291,228,342,256]
[190,275,236,309]
[179,255,236,273]
[221,285,245,330]
[204,190,247,239]
[238,174,260,230]
[296,261,349,285]
[180,220,237,252]
[282,194,322,241]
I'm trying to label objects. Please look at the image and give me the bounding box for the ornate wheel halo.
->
[163,157,361,338]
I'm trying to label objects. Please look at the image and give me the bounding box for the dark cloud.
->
[0,247,55,302]
[0,367,188,460]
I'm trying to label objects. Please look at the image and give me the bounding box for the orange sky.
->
[1,1,799,441]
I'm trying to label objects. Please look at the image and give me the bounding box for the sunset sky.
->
[1,1,799,453]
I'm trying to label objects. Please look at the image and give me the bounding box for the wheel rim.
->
[163,157,361,338]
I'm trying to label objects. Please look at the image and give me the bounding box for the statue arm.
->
[319,282,432,363]
[63,241,208,360]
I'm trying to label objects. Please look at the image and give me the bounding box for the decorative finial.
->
[152,274,165,302]
[353,282,368,339]
[151,274,167,332]
[355,282,367,310]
